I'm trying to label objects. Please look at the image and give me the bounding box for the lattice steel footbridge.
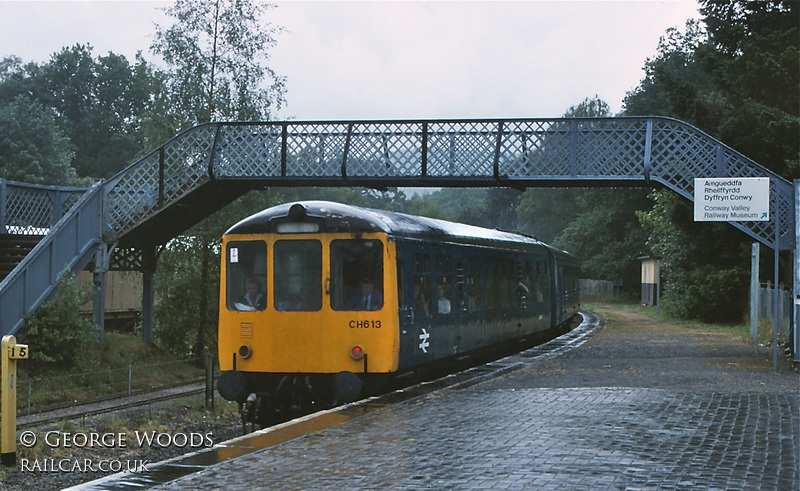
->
[0,117,796,357]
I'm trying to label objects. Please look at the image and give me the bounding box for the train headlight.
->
[349,345,365,361]
[238,344,252,359]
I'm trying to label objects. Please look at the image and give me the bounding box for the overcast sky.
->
[1,0,701,120]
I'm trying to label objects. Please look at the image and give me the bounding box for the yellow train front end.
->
[216,203,400,416]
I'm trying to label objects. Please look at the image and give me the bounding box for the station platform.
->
[75,307,799,490]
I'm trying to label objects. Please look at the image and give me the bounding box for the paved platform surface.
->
[157,387,798,490]
[80,307,800,490]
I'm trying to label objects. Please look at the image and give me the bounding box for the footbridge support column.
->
[141,246,157,344]
[92,248,107,347]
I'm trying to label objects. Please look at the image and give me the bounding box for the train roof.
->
[225,200,564,253]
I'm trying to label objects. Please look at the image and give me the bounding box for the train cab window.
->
[330,239,384,311]
[274,240,322,311]
[226,241,267,311]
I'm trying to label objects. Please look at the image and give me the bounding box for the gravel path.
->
[492,305,798,393]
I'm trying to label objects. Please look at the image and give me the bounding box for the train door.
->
[454,256,482,352]
[433,252,458,356]
[546,250,559,328]
[515,259,536,335]
[534,258,551,330]
[395,245,434,369]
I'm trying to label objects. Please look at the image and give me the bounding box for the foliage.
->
[637,190,750,322]
[151,0,286,127]
[20,271,95,372]
[155,236,219,357]
[554,189,650,295]
[0,95,82,185]
[624,1,798,178]
[38,46,157,177]
[623,2,797,322]
[517,189,579,243]
[0,46,157,179]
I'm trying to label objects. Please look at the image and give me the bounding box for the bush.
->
[21,270,95,372]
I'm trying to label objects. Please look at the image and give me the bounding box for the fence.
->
[756,284,793,339]
[579,279,615,296]
[2,358,207,424]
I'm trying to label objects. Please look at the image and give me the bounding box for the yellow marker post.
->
[1,335,28,466]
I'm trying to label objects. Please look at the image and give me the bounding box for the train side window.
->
[456,262,464,311]
[498,259,514,307]
[412,253,432,317]
[520,260,535,305]
[536,261,549,302]
[330,239,384,311]
[467,257,481,310]
[413,275,432,317]
[485,261,496,309]
[226,241,267,311]
[413,253,430,274]
[274,240,322,312]
[436,254,453,314]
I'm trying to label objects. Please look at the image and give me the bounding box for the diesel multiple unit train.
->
[217,201,580,424]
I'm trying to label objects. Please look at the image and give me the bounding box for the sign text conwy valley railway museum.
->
[693,177,770,222]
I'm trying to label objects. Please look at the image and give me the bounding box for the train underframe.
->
[218,370,390,427]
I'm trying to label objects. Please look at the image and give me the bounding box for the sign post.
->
[694,177,778,370]
[1,335,28,466]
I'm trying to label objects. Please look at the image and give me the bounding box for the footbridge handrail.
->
[0,179,88,235]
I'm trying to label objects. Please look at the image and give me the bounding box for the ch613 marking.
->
[349,320,381,329]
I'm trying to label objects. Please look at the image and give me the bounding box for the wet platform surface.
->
[73,311,800,490]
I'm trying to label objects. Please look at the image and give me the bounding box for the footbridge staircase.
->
[0,117,796,357]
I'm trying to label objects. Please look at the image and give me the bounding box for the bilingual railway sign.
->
[694,177,770,222]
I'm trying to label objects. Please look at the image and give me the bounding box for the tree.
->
[149,0,287,356]
[39,45,157,177]
[624,1,798,178]
[151,0,286,127]
[0,95,82,185]
[0,47,158,179]
[623,1,798,321]
[637,191,750,322]
[554,189,650,296]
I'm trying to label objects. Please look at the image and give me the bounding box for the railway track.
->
[12,381,206,427]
